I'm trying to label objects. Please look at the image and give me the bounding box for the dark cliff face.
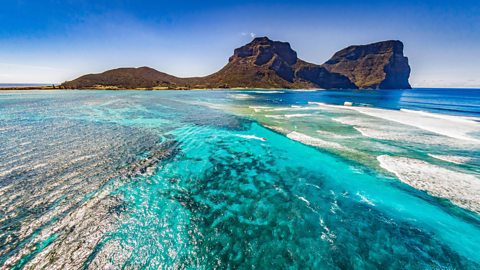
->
[62,37,411,90]
[295,63,357,89]
[203,37,355,89]
[230,37,298,66]
[203,37,300,87]
[323,40,411,89]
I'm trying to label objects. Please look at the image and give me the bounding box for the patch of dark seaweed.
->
[161,141,479,269]
[119,140,180,179]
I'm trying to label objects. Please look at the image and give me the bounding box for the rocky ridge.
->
[62,37,411,90]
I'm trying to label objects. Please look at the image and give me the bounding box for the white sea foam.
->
[377,155,480,213]
[248,106,271,109]
[329,190,341,214]
[287,131,348,151]
[264,115,284,119]
[267,106,323,112]
[334,116,476,146]
[428,154,472,165]
[297,195,311,206]
[305,183,322,190]
[229,94,254,100]
[289,89,322,92]
[307,102,340,111]
[284,114,313,118]
[264,125,290,134]
[353,126,420,142]
[235,134,267,141]
[401,109,480,123]
[296,195,318,213]
[321,104,480,143]
[268,108,292,111]
[319,218,336,244]
[356,192,376,206]
[330,200,340,214]
[248,106,272,112]
[316,130,356,139]
[249,90,285,94]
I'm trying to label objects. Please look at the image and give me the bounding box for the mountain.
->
[195,37,356,89]
[61,67,192,89]
[62,37,411,90]
[323,40,411,89]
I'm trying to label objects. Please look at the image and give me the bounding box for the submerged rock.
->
[120,140,180,178]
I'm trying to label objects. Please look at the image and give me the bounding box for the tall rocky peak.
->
[323,40,411,89]
[229,37,298,66]
[220,37,301,83]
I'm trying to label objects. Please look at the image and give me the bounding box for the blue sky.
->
[0,0,479,87]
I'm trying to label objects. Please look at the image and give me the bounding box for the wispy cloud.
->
[241,32,256,38]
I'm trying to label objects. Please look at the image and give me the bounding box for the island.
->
[6,37,412,90]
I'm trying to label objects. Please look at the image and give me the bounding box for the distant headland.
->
[8,37,413,90]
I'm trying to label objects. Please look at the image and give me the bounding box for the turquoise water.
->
[0,90,479,269]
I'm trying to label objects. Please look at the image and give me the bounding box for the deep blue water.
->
[0,83,51,88]
[239,88,480,118]
[0,89,479,269]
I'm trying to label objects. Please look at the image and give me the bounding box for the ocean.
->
[0,84,51,88]
[0,88,479,269]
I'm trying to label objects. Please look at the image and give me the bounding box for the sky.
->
[0,0,479,87]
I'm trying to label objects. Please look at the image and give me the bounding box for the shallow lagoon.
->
[0,89,479,269]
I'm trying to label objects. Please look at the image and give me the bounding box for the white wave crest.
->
[264,115,284,119]
[289,89,322,92]
[356,192,376,206]
[316,130,356,139]
[378,155,480,213]
[428,154,472,164]
[287,131,348,151]
[235,134,267,141]
[264,125,290,134]
[229,94,254,100]
[319,104,480,143]
[284,114,313,118]
[249,90,285,94]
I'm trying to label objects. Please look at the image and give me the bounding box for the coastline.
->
[1,86,479,91]
[0,86,315,91]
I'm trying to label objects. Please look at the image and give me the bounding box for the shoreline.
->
[0,86,319,91]
[1,87,479,91]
